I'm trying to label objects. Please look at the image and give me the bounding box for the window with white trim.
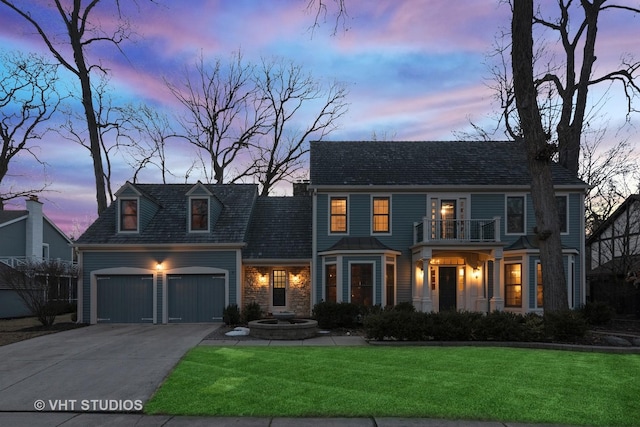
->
[372,197,390,233]
[120,199,138,232]
[506,196,525,234]
[330,197,347,233]
[190,198,209,232]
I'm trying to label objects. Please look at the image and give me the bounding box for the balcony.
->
[414,217,501,245]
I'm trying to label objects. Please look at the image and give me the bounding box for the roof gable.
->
[310,141,587,188]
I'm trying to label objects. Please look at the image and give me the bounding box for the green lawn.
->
[145,346,640,426]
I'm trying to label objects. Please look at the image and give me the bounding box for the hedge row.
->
[363,309,588,342]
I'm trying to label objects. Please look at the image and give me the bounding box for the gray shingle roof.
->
[75,184,257,245]
[310,141,586,187]
[243,196,312,260]
[0,210,27,225]
[324,237,394,252]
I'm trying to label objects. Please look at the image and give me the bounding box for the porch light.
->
[459,267,465,277]
[156,262,163,271]
[473,268,480,279]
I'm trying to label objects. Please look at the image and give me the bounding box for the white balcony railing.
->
[413,217,501,244]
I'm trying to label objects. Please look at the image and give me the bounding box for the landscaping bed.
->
[0,313,86,346]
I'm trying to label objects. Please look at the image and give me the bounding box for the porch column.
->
[490,249,504,311]
[413,247,433,312]
[475,261,488,312]
[421,258,433,312]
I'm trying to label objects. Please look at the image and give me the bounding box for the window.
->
[386,263,395,306]
[506,196,525,234]
[325,264,337,303]
[272,269,286,307]
[330,197,347,233]
[190,198,209,231]
[351,263,373,306]
[120,199,138,231]
[373,197,390,233]
[556,195,567,233]
[505,263,522,307]
[536,262,543,308]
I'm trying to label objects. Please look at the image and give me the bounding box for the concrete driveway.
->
[0,323,218,412]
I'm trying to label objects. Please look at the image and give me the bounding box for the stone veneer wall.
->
[243,266,312,317]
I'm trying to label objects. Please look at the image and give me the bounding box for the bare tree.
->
[0,50,62,209]
[512,0,569,312]
[0,258,78,327]
[118,103,178,184]
[581,131,640,235]
[168,52,269,185]
[251,58,348,195]
[511,0,640,311]
[0,0,149,215]
[58,75,125,203]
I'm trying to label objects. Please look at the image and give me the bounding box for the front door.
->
[439,267,457,311]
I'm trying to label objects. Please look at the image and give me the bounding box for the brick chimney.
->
[293,180,310,196]
[25,195,44,259]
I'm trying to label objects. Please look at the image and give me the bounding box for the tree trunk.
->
[512,0,568,312]
[69,14,108,215]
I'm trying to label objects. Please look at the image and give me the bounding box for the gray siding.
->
[139,198,159,231]
[0,220,26,257]
[43,221,72,260]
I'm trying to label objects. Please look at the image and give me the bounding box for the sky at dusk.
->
[1,0,639,237]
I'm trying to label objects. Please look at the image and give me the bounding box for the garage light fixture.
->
[156,262,163,271]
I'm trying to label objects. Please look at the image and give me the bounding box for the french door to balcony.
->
[441,200,457,239]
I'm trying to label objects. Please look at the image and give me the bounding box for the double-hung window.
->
[506,196,525,234]
[505,263,522,307]
[372,197,390,233]
[330,197,347,233]
[120,199,138,232]
[190,198,209,231]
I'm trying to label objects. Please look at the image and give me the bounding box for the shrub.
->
[242,301,263,323]
[223,304,241,325]
[393,301,416,312]
[478,310,527,341]
[543,309,588,342]
[312,301,361,329]
[579,301,614,326]
[364,311,427,341]
[431,311,483,341]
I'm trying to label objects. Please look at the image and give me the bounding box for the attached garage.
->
[167,274,225,322]
[96,275,154,323]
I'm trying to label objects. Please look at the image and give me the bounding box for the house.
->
[586,194,640,315]
[0,196,74,318]
[75,140,588,324]
[310,141,588,314]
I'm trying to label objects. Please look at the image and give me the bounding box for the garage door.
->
[97,275,154,323]
[167,275,225,322]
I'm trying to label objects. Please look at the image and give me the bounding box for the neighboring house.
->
[0,196,74,318]
[310,141,588,314]
[586,194,640,314]
[75,140,588,324]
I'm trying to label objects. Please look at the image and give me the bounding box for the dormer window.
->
[120,199,138,232]
[190,198,209,232]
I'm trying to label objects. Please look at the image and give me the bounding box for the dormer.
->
[186,182,223,233]
[115,182,160,234]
